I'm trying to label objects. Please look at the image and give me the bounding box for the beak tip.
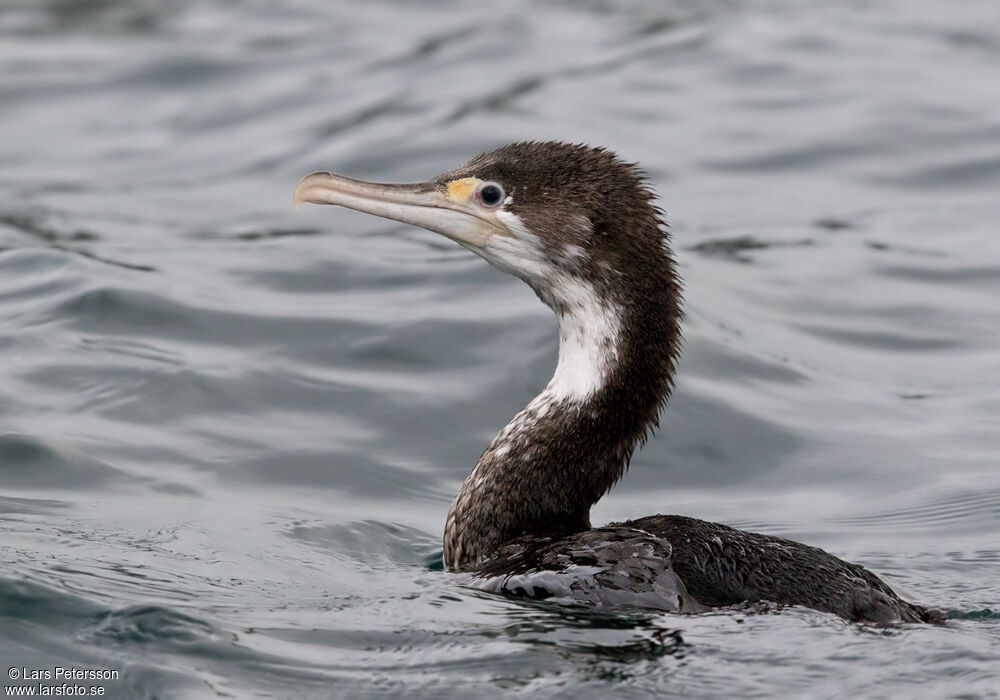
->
[293,171,334,210]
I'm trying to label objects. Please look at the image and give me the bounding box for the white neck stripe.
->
[548,279,621,401]
[486,211,620,402]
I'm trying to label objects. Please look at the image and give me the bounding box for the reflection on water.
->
[1,0,998,697]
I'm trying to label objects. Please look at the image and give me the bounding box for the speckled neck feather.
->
[443,159,681,569]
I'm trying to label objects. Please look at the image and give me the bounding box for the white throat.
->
[482,210,623,403]
[547,279,622,401]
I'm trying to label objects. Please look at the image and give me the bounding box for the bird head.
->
[294,141,669,311]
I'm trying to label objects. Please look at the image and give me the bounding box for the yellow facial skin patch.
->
[445,177,481,203]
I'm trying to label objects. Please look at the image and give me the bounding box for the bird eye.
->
[476,182,505,207]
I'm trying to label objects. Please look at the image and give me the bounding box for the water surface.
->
[1,1,998,697]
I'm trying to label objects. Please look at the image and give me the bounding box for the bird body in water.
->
[294,142,942,624]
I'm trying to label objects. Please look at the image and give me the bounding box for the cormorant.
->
[294,142,942,624]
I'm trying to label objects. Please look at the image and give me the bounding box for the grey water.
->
[1,0,998,697]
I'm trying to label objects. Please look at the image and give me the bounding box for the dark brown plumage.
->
[294,141,943,624]
[440,143,681,569]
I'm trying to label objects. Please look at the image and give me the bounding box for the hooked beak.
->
[293,172,508,249]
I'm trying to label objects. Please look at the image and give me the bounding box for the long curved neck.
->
[444,250,681,570]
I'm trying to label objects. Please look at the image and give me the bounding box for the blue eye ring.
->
[476,182,505,207]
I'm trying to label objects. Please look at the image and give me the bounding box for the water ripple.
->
[1,0,998,697]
